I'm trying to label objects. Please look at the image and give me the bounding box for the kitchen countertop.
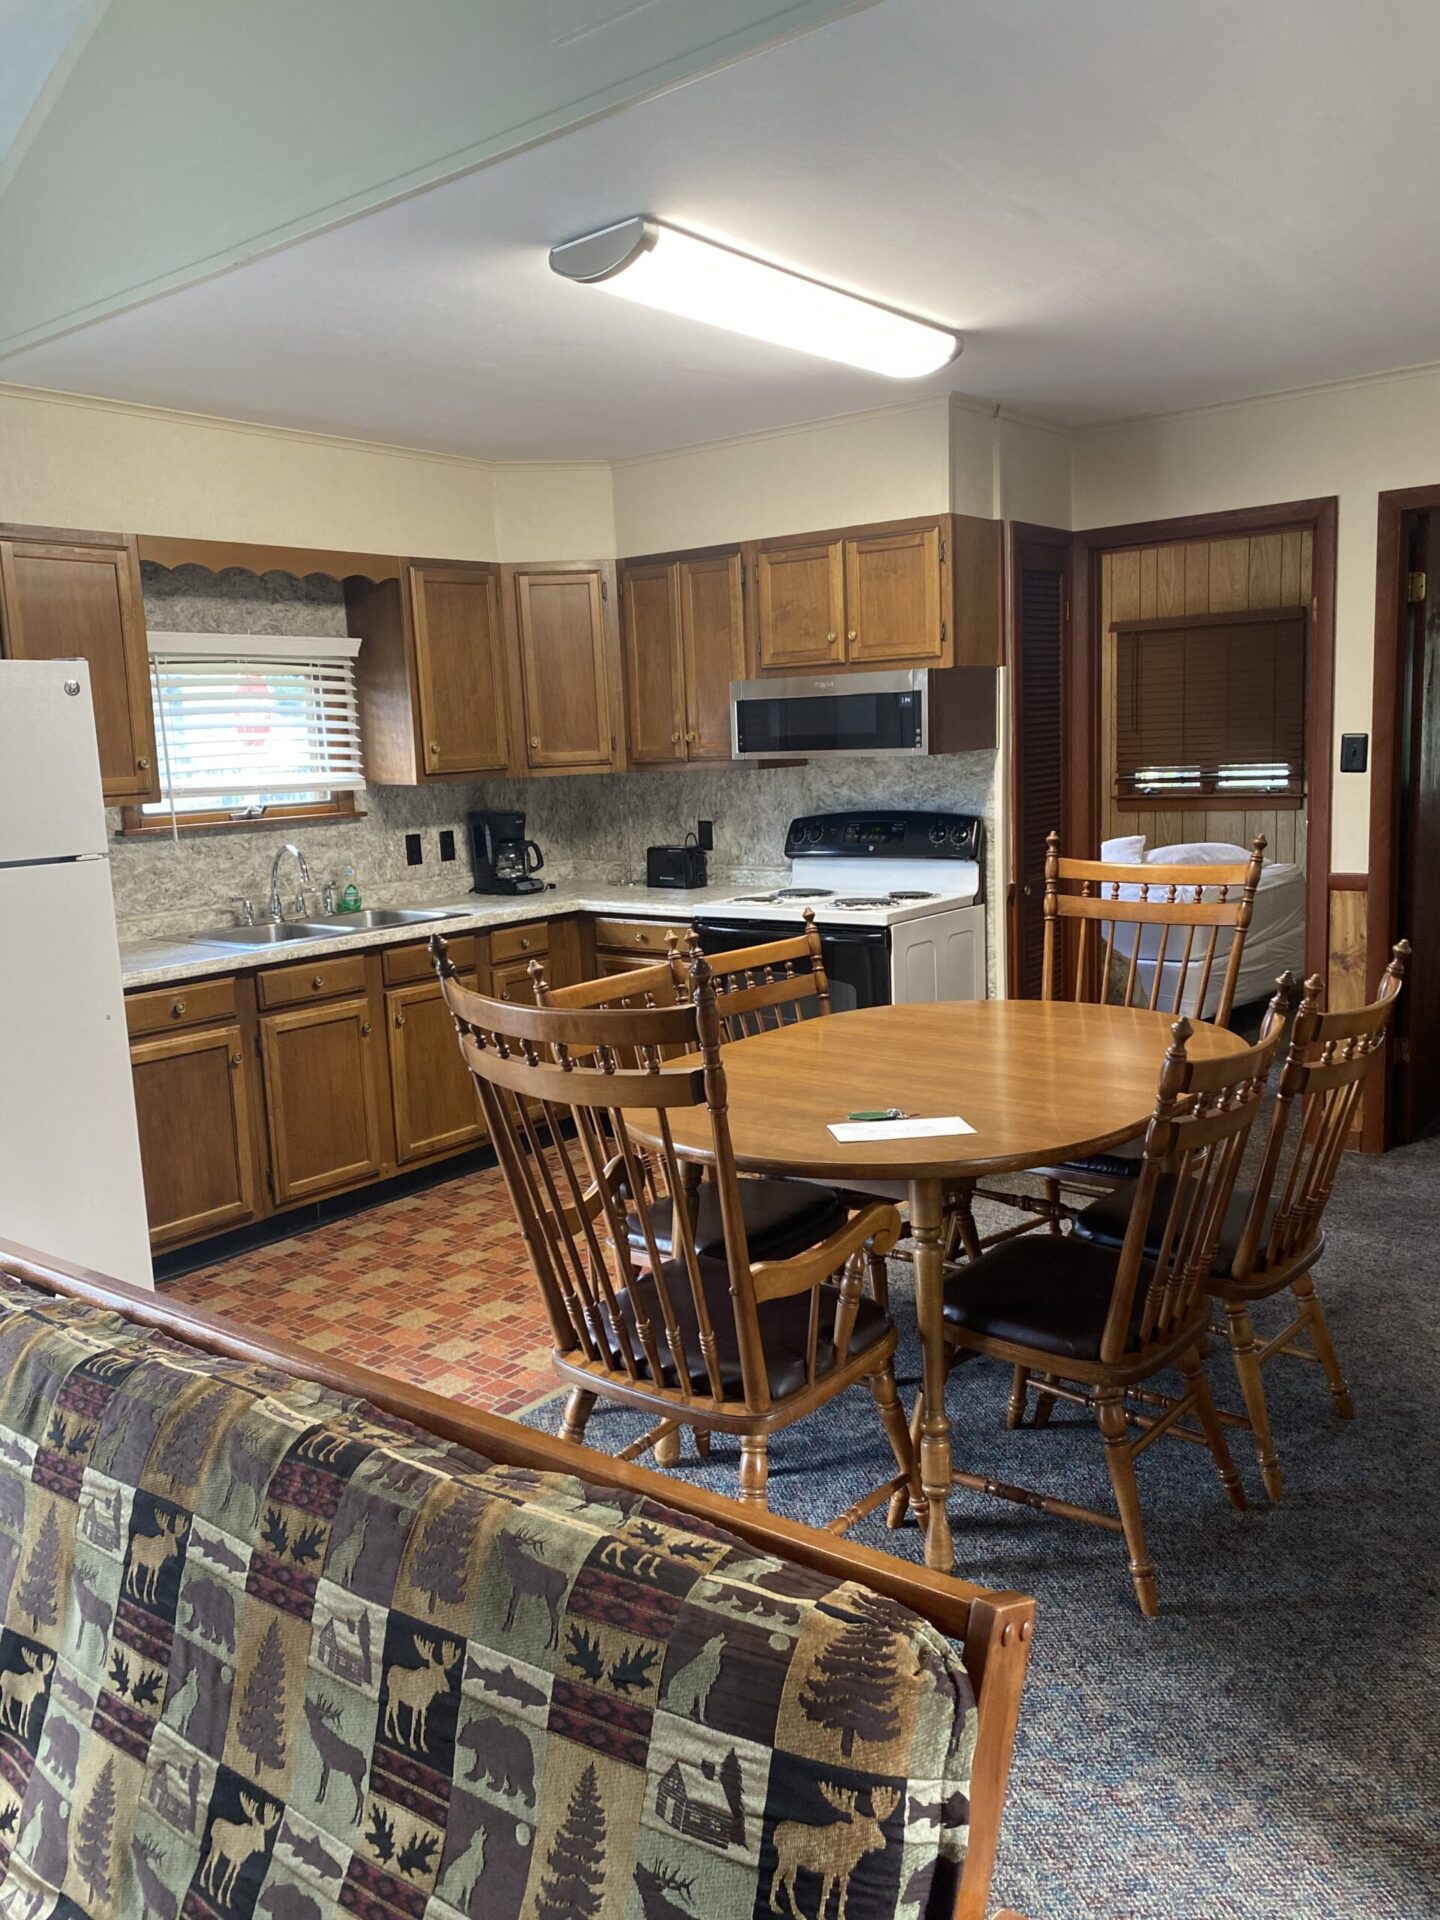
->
[118,883,760,989]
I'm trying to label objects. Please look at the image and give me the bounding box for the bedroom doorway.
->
[1069,499,1337,1009]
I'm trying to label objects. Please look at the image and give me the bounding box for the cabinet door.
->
[489,956,543,1005]
[754,540,845,672]
[844,525,943,664]
[409,565,510,776]
[514,569,614,770]
[0,538,158,802]
[260,997,382,1204]
[387,976,485,1164]
[620,563,685,766]
[130,1025,258,1248]
[679,552,744,760]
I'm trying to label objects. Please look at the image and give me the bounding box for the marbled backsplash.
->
[112,568,998,951]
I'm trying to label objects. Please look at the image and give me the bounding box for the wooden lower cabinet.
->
[387,975,485,1164]
[130,1024,258,1247]
[259,996,383,1205]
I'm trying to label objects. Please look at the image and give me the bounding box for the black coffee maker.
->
[469,810,547,895]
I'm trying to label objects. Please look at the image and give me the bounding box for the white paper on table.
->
[827,1115,976,1142]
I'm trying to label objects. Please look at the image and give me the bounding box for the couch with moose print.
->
[0,1248,1036,1920]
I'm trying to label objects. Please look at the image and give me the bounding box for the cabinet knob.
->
[170,999,186,1019]
[520,937,531,950]
[361,1022,372,1037]
[529,735,540,750]
[827,631,837,643]
[686,730,696,744]
[311,975,324,991]
[137,756,151,771]
[636,931,649,944]
[671,731,681,744]
[394,1011,406,1028]
[230,1050,242,1068]
[847,630,858,642]
[428,740,440,756]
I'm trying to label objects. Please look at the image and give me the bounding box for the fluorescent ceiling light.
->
[549,217,960,379]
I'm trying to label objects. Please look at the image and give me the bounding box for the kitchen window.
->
[123,633,365,833]
[1113,605,1307,805]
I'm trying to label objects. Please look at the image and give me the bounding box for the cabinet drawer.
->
[592,916,690,955]
[382,935,475,985]
[126,976,237,1036]
[490,922,549,965]
[257,953,369,1010]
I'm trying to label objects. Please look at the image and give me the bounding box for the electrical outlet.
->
[697,819,714,852]
[439,828,457,862]
[1339,734,1368,773]
[404,832,423,866]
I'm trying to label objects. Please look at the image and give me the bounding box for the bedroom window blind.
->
[143,632,365,814]
[1113,605,1306,802]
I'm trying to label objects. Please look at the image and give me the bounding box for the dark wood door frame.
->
[1367,484,1440,1149]
[1069,496,1338,990]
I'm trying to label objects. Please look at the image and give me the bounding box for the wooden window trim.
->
[118,794,364,837]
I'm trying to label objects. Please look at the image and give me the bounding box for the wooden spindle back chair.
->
[1042,831,1266,1025]
[930,1015,1284,1614]
[431,936,918,1522]
[1211,941,1409,1497]
[983,831,1268,1237]
[668,908,831,1041]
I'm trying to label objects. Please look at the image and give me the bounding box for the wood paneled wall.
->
[1100,529,1312,864]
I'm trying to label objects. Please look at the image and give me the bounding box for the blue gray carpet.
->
[522,1138,1440,1919]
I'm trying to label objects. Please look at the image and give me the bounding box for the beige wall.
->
[492,463,616,562]
[0,384,499,558]
[611,399,954,552]
[1070,365,1440,871]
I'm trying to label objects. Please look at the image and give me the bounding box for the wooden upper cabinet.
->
[0,531,158,803]
[130,1024,258,1248]
[349,562,508,783]
[754,539,846,672]
[620,562,685,766]
[410,566,509,776]
[844,525,943,664]
[512,566,618,773]
[679,552,744,760]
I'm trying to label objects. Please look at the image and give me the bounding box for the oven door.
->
[693,919,892,1013]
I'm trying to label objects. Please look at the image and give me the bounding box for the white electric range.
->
[693,810,986,1008]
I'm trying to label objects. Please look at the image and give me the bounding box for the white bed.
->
[1099,837,1307,1019]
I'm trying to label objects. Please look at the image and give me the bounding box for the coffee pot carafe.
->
[469,810,547,896]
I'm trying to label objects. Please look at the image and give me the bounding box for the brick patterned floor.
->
[163,1164,560,1416]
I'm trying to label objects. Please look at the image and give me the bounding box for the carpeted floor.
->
[515,1140,1440,1920]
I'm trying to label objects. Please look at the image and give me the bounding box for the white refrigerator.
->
[0,659,153,1288]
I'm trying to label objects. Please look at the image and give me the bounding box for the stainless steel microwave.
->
[730,668,929,759]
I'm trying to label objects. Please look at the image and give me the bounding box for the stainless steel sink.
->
[189,922,334,949]
[305,907,467,932]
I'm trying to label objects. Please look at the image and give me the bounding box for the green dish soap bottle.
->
[338,864,362,913]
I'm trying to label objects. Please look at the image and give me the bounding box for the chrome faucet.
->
[268,843,312,921]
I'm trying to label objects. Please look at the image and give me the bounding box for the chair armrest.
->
[749,1202,902,1304]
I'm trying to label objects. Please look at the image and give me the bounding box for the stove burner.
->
[832,895,890,909]
[888,890,937,902]
[772,888,833,901]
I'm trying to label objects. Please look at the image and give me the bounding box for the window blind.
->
[1114,606,1306,800]
[147,633,364,804]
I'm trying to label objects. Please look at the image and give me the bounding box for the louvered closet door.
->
[1011,536,1069,997]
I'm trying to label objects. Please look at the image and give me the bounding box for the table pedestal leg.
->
[909,1175,954,1572]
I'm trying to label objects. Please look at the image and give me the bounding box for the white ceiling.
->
[6,0,1440,461]
[0,0,100,166]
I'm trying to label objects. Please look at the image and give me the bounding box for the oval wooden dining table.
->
[634,998,1245,1573]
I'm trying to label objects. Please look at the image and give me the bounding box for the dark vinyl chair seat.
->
[942,1234,1148,1364]
[628,1179,849,1264]
[1072,1176,1281,1276]
[616,1255,891,1398]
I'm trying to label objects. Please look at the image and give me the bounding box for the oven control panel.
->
[784,810,984,861]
